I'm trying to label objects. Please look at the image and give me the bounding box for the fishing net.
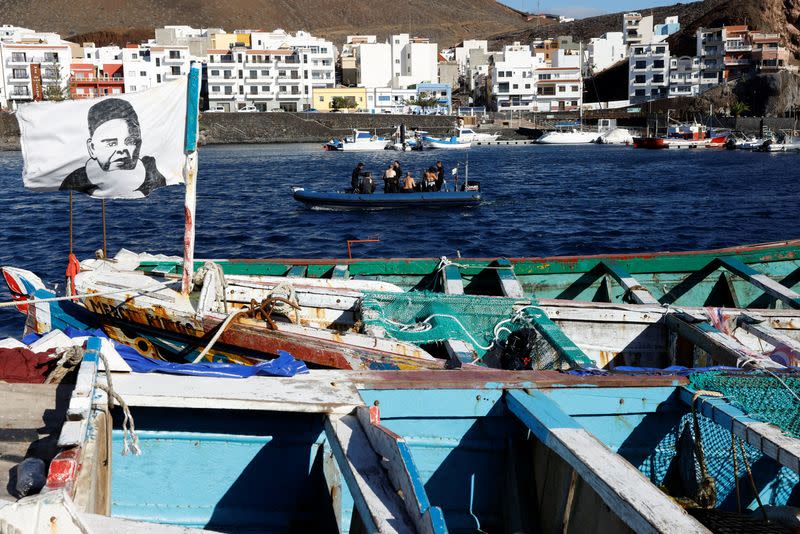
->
[688,371,800,439]
[359,291,528,356]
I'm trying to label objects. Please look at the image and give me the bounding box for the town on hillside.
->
[0,16,796,116]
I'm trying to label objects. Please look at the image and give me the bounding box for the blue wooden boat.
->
[33,338,800,533]
[292,187,482,209]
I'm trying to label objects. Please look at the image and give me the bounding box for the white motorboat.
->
[422,135,472,149]
[454,127,500,143]
[536,129,599,144]
[596,128,634,145]
[323,129,388,151]
[760,132,800,152]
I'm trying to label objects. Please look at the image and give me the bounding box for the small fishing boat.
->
[453,127,499,143]
[422,135,472,150]
[634,123,727,149]
[292,187,482,209]
[324,129,388,151]
[25,336,800,533]
[758,131,800,152]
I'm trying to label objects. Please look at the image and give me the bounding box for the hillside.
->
[0,0,532,48]
[491,0,800,60]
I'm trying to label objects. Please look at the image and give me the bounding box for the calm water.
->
[1,143,798,337]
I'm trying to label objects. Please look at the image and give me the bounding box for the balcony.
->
[6,57,28,66]
[724,57,751,66]
[208,76,239,84]
[9,89,31,98]
[725,42,752,52]
[164,55,184,64]
[8,75,30,83]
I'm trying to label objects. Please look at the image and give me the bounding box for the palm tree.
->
[730,100,750,117]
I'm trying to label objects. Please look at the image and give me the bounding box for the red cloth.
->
[0,348,56,383]
[65,253,81,295]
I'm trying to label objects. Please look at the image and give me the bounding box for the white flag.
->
[16,79,188,200]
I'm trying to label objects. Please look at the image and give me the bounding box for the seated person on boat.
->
[401,172,416,193]
[382,164,399,193]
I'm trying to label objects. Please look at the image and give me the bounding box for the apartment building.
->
[751,32,791,73]
[491,43,540,110]
[454,40,488,76]
[535,49,583,112]
[120,44,191,94]
[628,42,670,103]
[389,34,438,89]
[668,56,701,97]
[586,32,625,74]
[623,13,654,48]
[0,38,72,108]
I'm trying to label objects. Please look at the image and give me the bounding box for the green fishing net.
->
[359,291,526,355]
[689,371,800,438]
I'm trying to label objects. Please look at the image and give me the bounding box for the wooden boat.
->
[5,239,800,372]
[39,341,800,533]
[292,187,482,209]
[634,123,726,149]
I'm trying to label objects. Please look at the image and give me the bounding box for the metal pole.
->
[101,199,107,258]
[181,62,202,295]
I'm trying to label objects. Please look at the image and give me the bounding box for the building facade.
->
[668,56,701,97]
[628,42,670,103]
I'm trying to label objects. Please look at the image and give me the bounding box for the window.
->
[395,59,400,64]
[250,86,257,94]
[262,85,270,91]
[498,82,509,93]
[538,74,551,80]
[279,70,286,76]
[279,85,286,92]
[250,70,257,78]
[655,47,665,54]
[224,86,232,95]
[571,85,579,91]
[169,50,181,59]
[12,68,27,79]
[212,86,220,92]
[140,70,147,76]
[44,52,58,62]
[210,70,219,76]
[635,75,646,83]
[634,48,644,55]
[11,52,26,62]
[653,60,664,69]
[129,86,136,92]
[512,84,518,89]
[651,88,660,95]
[558,86,566,92]
[635,60,646,69]
[261,70,269,76]
[537,86,555,95]
[319,96,324,102]
[652,74,664,83]
[156,58,160,67]
[157,74,162,83]
[635,89,645,96]
[525,84,530,89]
[171,66,181,75]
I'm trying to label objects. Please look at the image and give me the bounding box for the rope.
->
[691,389,724,508]
[193,261,229,313]
[266,283,300,324]
[191,309,247,364]
[731,434,741,513]
[0,280,182,309]
[44,346,84,384]
[96,346,140,455]
[737,437,767,521]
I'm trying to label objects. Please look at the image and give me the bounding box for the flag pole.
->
[181,62,201,295]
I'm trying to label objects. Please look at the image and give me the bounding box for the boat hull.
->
[293,189,481,209]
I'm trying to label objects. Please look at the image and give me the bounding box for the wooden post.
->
[181,63,201,295]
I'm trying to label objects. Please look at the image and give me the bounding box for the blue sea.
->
[0,143,798,338]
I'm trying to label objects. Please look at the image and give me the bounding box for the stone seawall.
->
[0,110,457,150]
[198,112,456,145]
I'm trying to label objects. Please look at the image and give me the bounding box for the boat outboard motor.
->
[500,328,539,370]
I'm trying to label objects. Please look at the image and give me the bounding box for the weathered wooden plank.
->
[737,313,800,354]
[441,263,464,294]
[718,257,800,309]
[354,407,447,534]
[444,339,476,367]
[679,387,800,474]
[664,312,783,369]
[495,258,525,298]
[506,390,709,534]
[601,262,660,305]
[525,308,597,369]
[332,264,350,279]
[286,265,308,278]
[323,414,415,533]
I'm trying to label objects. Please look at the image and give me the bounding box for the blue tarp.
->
[23,327,308,378]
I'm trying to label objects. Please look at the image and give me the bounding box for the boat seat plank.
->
[664,312,784,369]
[526,308,596,369]
[332,264,350,279]
[717,257,800,309]
[679,387,800,474]
[494,259,525,298]
[286,265,308,278]
[354,407,447,534]
[600,262,660,305]
[324,414,416,533]
[506,390,709,534]
[441,263,464,294]
[444,339,476,367]
[737,313,800,354]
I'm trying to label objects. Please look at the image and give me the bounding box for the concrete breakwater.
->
[0,111,456,150]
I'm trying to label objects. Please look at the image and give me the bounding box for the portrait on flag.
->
[16,78,188,200]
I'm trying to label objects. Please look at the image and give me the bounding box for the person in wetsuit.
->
[351,162,366,192]
[435,161,445,191]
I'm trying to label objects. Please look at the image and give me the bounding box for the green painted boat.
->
[4,239,800,371]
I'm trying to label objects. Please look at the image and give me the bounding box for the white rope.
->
[195,261,228,313]
[191,309,246,364]
[267,283,300,323]
[0,280,182,309]
[95,348,140,456]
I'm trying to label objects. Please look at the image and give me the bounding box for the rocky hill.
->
[0,0,531,48]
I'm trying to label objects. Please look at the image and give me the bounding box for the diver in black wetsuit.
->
[351,162,365,192]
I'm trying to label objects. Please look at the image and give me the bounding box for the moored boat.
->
[422,135,472,149]
[324,129,388,151]
[292,187,482,209]
[536,129,599,144]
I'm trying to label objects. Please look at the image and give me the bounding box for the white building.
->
[535,49,583,112]
[356,42,392,88]
[365,87,415,113]
[122,44,191,94]
[586,32,625,74]
[668,56,701,97]
[0,34,72,109]
[154,25,223,59]
[390,34,438,89]
[623,13,654,48]
[491,43,540,110]
[454,39,488,75]
[628,42,670,103]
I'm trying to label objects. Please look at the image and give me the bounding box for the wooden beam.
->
[664,311,784,369]
[680,387,800,474]
[441,263,464,294]
[331,264,350,279]
[324,414,415,533]
[286,265,308,278]
[600,262,659,305]
[444,339,476,367]
[506,390,708,534]
[737,313,800,354]
[354,407,447,534]
[717,257,800,309]
[494,259,525,298]
[525,308,597,369]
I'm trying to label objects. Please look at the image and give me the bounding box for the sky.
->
[499,0,696,19]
